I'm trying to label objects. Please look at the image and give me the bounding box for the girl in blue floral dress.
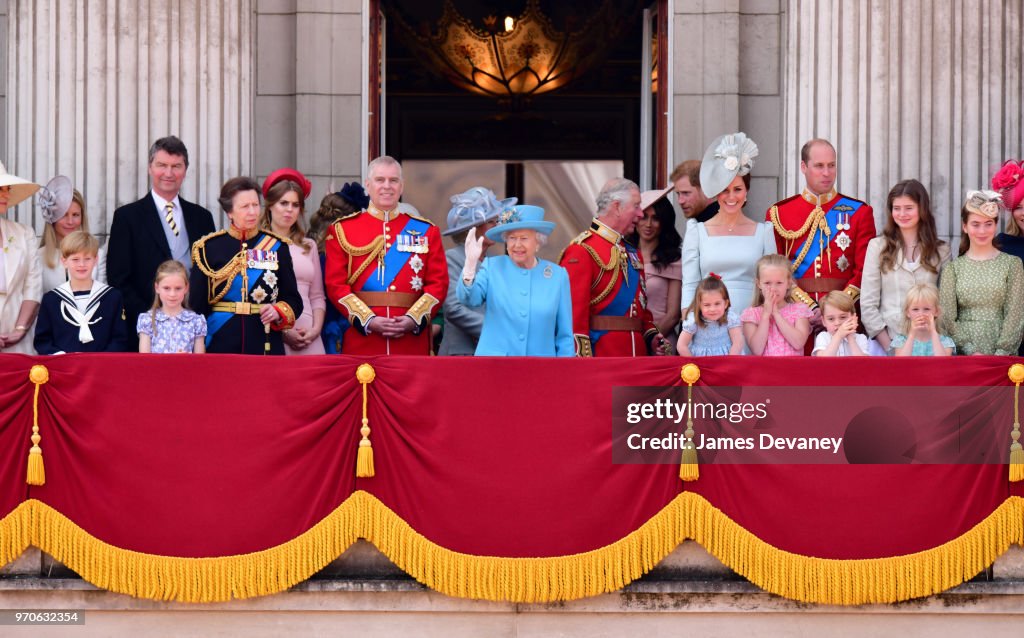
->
[137,260,207,353]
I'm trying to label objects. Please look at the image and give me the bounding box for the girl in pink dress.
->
[741,254,812,356]
[259,168,326,355]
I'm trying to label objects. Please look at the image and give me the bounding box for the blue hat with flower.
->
[443,186,517,236]
[484,205,556,242]
[699,132,759,199]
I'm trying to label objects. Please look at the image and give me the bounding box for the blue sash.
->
[360,218,430,292]
[206,235,282,344]
[590,246,641,344]
[792,198,863,279]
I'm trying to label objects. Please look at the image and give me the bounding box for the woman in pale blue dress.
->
[680,133,777,316]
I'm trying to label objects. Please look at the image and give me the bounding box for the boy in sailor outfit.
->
[34,231,128,354]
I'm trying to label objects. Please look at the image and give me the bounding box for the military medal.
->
[835,231,851,251]
[251,286,268,303]
[410,275,423,291]
[398,230,429,254]
[263,271,278,287]
[836,255,850,272]
[409,254,424,274]
[246,248,279,270]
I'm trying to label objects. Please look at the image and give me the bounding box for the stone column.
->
[5,0,253,234]
[255,0,366,205]
[784,0,1024,240]
[671,0,785,218]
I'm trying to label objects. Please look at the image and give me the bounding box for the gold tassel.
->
[679,364,701,482]
[1009,364,1024,482]
[356,364,376,478]
[26,365,49,486]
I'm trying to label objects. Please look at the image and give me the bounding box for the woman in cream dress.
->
[0,162,41,354]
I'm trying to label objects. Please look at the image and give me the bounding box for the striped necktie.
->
[165,201,179,236]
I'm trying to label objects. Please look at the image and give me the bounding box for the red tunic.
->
[325,209,448,355]
[767,188,876,305]
[559,220,658,357]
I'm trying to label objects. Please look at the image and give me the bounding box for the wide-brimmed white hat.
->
[699,132,759,199]
[640,186,673,211]
[0,162,40,207]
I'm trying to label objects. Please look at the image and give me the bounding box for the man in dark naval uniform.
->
[190,177,302,354]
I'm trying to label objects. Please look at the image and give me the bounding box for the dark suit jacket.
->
[106,193,215,347]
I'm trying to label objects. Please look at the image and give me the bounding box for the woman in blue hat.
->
[457,205,574,356]
[439,186,514,355]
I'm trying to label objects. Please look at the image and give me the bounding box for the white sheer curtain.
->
[401,159,625,261]
[524,161,623,262]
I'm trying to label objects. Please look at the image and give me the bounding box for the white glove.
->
[462,227,485,282]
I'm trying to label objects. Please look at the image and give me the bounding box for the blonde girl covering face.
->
[893,283,953,356]
[742,254,812,356]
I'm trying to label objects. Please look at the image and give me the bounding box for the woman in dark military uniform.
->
[190,177,303,354]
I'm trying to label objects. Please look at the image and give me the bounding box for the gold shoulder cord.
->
[192,239,247,305]
[769,205,828,273]
[332,223,386,285]
[581,243,622,306]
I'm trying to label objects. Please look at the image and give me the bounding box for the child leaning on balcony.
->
[811,291,870,357]
[891,283,955,356]
[676,274,744,356]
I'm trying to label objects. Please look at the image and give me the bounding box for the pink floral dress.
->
[739,302,813,356]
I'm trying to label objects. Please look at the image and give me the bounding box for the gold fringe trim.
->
[0,492,1021,605]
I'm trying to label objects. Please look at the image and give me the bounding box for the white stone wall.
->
[672,0,786,220]
[255,0,366,207]
[4,0,253,235]
[784,0,1024,240]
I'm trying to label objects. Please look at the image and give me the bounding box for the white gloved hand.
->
[462,226,485,282]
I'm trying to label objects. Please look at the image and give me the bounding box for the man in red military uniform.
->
[325,156,448,355]
[767,139,876,309]
[559,178,668,357]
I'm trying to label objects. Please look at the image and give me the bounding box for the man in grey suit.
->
[438,187,515,355]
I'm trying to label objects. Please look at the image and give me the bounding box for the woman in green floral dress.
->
[939,190,1024,355]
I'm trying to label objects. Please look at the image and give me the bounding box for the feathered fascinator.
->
[963,189,1004,219]
[699,132,759,198]
[37,175,74,224]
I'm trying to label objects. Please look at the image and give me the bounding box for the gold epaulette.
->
[334,211,363,224]
[402,210,435,225]
[557,229,594,263]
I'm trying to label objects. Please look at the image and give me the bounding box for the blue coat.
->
[457,256,574,357]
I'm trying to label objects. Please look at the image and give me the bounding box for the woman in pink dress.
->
[259,168,326,355]
[627,187,682,341]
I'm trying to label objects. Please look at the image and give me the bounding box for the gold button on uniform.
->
[389,285,397,291]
